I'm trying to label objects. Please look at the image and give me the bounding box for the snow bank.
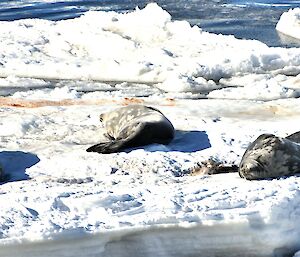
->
[276,8,300,40]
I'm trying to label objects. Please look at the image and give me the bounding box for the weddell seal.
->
[239,132,300,180]
[86,105,175,154]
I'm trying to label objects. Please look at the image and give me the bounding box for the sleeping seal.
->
[239,132,300,180]
[86,105,175,154]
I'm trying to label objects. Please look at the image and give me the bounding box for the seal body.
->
[239,132,300,180]
[87,105,175,154]
[286,131,300,143]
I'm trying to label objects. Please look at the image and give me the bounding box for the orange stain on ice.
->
[0,97,176,108]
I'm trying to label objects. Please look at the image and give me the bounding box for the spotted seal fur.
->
[239,132,300,180]
[86,105,175,154]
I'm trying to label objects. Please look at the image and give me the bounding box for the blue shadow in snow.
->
[0,151,40,183]
[167,130,211,153]
[125,130,211,153]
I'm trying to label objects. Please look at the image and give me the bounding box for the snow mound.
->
[276,8,300,40]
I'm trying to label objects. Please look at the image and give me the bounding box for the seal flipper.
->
[86,140,126,154]
[86,142,110,153]
[86,123,147,154]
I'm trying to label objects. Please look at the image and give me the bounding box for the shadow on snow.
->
[169,130,211,152]
[0,151,40,183]
[124,130,211,153]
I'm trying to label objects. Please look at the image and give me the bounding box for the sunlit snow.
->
[276,8,300,40]
[0,3,300,257]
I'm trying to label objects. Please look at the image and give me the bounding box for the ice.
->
[0,3,299,99]
[0,3,300,257]
[276,8,300,40]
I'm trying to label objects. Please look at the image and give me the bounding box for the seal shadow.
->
[123,130,211,153]
[167,130,211,152]
[0,151,40,183]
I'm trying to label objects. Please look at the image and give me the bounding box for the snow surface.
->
[0,3,300,257]
[276,8,300,40]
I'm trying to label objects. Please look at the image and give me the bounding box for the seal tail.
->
[86,140,125,154]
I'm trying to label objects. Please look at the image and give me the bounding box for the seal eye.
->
[99,115,104,122]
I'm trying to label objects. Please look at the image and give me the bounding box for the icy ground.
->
[0,3,300,257]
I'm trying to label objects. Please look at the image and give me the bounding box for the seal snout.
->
[239,159,267,180]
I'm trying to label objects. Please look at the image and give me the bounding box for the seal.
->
[86,105,175,154]
[286,131,300,143]
[238,132,300,180]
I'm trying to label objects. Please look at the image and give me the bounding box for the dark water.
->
[0,0,299,47]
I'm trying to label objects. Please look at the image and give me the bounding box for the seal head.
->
[239,133,300,180]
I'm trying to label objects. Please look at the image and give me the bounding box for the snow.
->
[276,8,300,40]
[1,3,300,97]
[0,3,300,257]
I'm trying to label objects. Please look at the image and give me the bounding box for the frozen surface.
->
[0,4,300,257]
[1,100,300,257]
[276,8,300,40]
[1,0,299,47]
[0,3,300,98]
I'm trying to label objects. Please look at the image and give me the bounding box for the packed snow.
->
[0,3,300,257]
[276,8,300,40]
